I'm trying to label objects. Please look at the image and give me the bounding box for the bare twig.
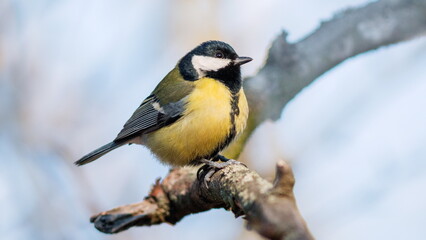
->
[91,161,313,240]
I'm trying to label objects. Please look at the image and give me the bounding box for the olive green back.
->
[152,67,195,105]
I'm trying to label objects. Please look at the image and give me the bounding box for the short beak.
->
[234,56,253,66]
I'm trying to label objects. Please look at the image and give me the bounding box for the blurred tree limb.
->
[225,0,426,159]
[91,0,426,239]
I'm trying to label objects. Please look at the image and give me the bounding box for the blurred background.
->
[1,0,426,239]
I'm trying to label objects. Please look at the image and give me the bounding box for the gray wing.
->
[114,94,185,142]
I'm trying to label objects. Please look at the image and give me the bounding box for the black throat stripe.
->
[208,92,240,159]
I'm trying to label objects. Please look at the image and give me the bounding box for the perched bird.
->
[75,40,252,169]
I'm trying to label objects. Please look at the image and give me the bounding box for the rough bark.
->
[90,0,426,239]
[91,161,313,240]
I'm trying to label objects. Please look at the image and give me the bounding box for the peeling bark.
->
[91,161,313,240]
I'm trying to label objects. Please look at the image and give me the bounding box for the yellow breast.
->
[144,77,248,166]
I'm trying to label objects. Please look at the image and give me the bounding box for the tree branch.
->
[91,161,313,240]
[225,0,426,159]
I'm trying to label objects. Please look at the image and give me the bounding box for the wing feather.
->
[114,68,193,142]
[114,95,185,142]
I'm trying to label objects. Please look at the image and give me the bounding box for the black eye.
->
[215,52,224,58]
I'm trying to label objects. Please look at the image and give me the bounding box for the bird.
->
[75,40,252,170]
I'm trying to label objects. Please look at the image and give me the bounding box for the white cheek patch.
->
[191,55,232,77]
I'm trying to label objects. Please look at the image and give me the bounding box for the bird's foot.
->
[212,154,231,162]
[196,155,246,188]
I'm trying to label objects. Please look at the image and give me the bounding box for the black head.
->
[178,40,252,93]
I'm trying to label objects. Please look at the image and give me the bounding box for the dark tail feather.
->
[75,141,124,166]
